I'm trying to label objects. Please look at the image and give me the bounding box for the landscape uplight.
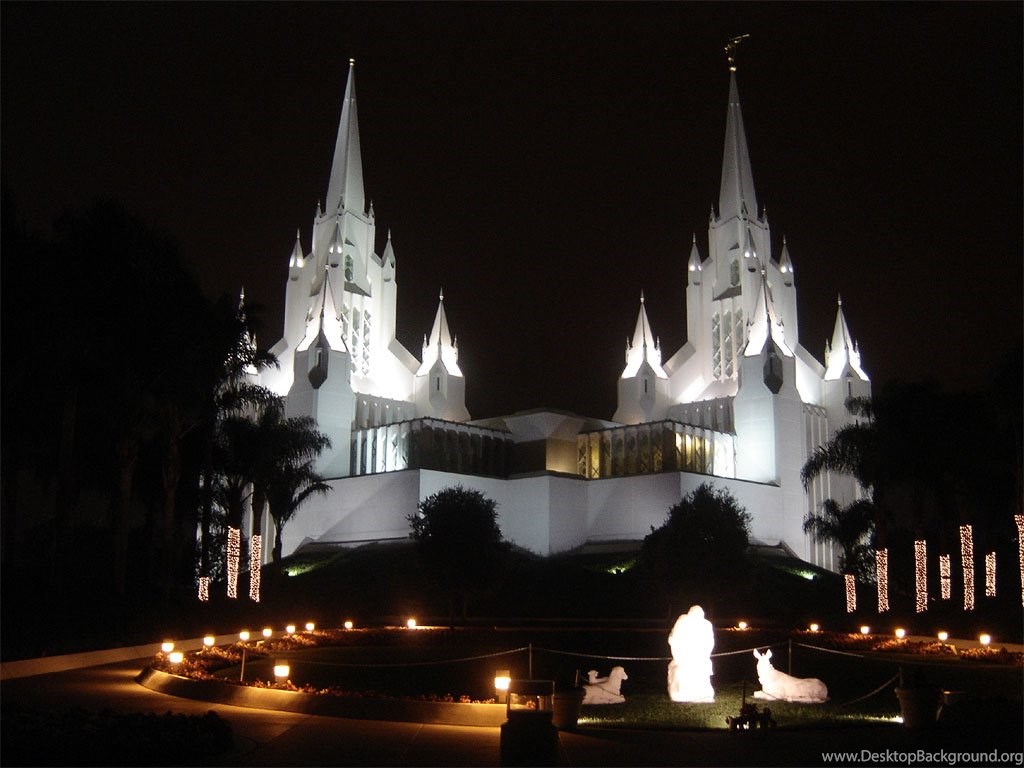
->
[203,635,216,647]
[344,620,354,630]
[161,641,175,653]
[407,618,417,629]
[808,623,820,633]
[274,663,290,680]
[860,625,871,635]
[736,621,748,630]
[168,651,184,665]
[305,622,316,632]
[494,669,511,703]
[895,628,907,639]
[937,630,949,642]
[978,633,991,646]
[239,630,250,642]
[286,625,296,635]
[262,627,273,639]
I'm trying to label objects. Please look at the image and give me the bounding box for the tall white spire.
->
[622,293,666,378]
[718,70,758,224]
[418,289,462,376]
[824,296,868,381]
[325,60,365,216]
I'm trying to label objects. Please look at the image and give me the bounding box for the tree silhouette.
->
[408,485,508,620]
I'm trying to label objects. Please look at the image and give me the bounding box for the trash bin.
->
[500,680,558,766]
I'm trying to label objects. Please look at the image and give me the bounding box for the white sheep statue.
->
[752,649,828,703]
[582,666,628,704]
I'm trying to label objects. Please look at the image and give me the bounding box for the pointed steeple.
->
[718,70,758,224]
[325,60,365,216]
[778,235,794,286]
[288,230,305,273]
[687,234,702,285]
[622,292,667,378]
[418,288,462,376]
[297,268,348,353]
[824,296,869,380]
[744,269,792,358]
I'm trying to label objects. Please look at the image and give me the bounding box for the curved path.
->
[3,656,1020,766]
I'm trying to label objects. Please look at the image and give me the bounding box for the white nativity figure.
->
[667,605,715,702]
[752,649,828,703]
[581,667,628,705]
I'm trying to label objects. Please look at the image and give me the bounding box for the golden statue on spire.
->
[725,34,750,72]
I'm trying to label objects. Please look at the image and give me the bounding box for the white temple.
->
[252,58,870,572]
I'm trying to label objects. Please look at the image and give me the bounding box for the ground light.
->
[262,627,273,639]
[168,651,184,665]
[344,620,354,630]
[895,628,907,639]
[305,622,315,631]
[860,625,871,635]
[286,625,296,635]
[239,630,250,642]
[736,621,748,630]
[161,641,175,653]
[979,633,991,646]
[406,618,417,629]
[203,635,216,647]
[808,623,820,632]
[494,669,511,703]
[274,663,290,680]
[937,630,949,642]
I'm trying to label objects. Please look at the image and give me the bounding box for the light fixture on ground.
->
[937,630,949,642]
[168,651,184,665]
[262,627,273,639]
[274,663,290,680]
[161,641,175,653]
[895,628,906,639]
[808,623,820,632]
[736,620,748,630]
[344,620,354,630]
[406,618,417,629]
[859,626,870,635]
[239,630,250,642]
[494,669,511,703]
[305,622,315,631]
[203,635,216,647]
[286,625,296,635]
[978,633,992,646]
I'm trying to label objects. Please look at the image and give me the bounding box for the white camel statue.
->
[752,649,828,703]
[582,666,628,704]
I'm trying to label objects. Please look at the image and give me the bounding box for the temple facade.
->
[251,59,870,571]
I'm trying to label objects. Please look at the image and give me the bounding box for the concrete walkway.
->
[2,657,1021,766]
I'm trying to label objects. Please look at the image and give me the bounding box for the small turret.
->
[687,235,702,286]
[288,230,305,281]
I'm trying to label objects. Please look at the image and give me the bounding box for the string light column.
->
[960,524,975,611]
[844,573,857,613]
[876,548,889,612]
[1016,514,1024,607]
[227,526,241,598]
[249,534,262,602]
[984,551,996,598]
[914,539,928,612]
[939,554,952,600]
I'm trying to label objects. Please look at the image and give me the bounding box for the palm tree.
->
[802,498,876,579]
[264,459,331,563]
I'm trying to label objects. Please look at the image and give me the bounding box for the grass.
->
[579,683,901,730]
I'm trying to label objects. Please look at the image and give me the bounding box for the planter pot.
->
[895,687,941,729]
[552,688,585,731]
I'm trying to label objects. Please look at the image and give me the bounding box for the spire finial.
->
[640,290,645,304]
[349,58,355,67]
[439,287,444,302]
[725,34,750,72]
[837,293,843,307]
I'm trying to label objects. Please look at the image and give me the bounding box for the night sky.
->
[4,3,1021,420]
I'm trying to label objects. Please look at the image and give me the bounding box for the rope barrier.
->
[290,646,529,669]
[793,642,865,659]
[834,672,901,707]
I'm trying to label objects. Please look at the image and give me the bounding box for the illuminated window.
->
[723,311,734,377]
[711,314,722,378]
[730,259,740,287]
[344,254,354,282]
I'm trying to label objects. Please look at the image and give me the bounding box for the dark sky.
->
[4,2,1021,420]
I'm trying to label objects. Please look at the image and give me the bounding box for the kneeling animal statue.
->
[752,649,828,703]
[582,666,628,705]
